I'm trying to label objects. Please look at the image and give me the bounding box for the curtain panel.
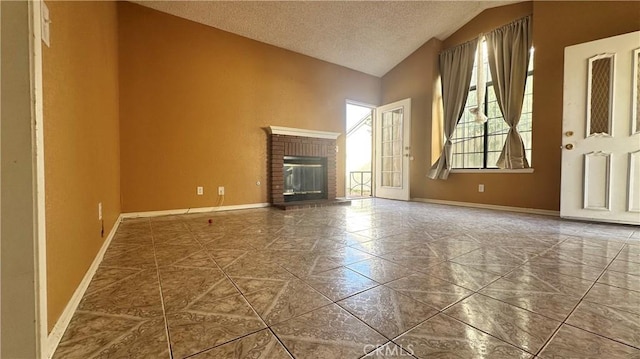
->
[485,15,533,169]
[428,39,478,180]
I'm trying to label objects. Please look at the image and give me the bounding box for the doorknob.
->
[565,131,574,137]
[565,143,574,150]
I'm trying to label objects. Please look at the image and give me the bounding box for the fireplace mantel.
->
[269,130,337,205]
[268,126,340,140]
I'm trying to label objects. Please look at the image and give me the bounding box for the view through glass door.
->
[345,102,374,198]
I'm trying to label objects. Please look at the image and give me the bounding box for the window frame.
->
[450,45,534,171]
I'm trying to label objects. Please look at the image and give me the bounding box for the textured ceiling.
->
[134,1,519,77]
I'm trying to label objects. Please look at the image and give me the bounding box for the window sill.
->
[450,168,535,174]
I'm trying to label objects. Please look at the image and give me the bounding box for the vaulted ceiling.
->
[134,1,520,77]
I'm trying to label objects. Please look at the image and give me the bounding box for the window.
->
[451,41,534,169]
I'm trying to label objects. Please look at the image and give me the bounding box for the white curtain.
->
[471,36,488,124]
[485,16,533,169]
[428,39,478,180]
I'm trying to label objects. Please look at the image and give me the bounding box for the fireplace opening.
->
[283,156,328,202]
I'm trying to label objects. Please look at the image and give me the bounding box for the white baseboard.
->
[121,202,271,219]
[411,198,560,217]
[45,214,124,359]
[44,202,270,356]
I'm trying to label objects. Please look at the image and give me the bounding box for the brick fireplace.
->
[268,126,343,207]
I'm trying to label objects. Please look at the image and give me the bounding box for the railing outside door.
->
[348,171,372,198]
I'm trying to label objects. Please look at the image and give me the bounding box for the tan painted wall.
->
[38,0,640,333]
[118,3,381,212]
[43,1,121,330]
[381,38,442,199]
[442,2,533,50]
[382,1,640,211]
[530,1,640,210]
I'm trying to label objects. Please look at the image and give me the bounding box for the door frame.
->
[373,98,412,201]
[1,0,47,357]
[33,0,49,355]
[560,31,640,225]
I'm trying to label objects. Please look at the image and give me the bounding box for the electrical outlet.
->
[98,202,103,220]
[478,184,485,193]
[218,186,225,195]
[197,186,204,195]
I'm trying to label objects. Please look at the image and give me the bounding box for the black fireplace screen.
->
[283,156,327,202]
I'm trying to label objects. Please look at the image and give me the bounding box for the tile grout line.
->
[446,233,640,356]
[555,238,640,351]
[449,235,591,322]
[149,219,176,359]
[351,212,633,357]
[438,312,544,357]
[180,328,269,359]
[382,286,484,358]
[378,235,591,357]
[181,219,303,358]
[562,321,640,351]
[275,228,569,358]
[533,236,632,357]
[466,234,637,347]
[130,207,636,359]
[271,239,421,358]
[82,320,152,359]
[248,224,370,358]
[267,327,296,359]
[341,271,472,358]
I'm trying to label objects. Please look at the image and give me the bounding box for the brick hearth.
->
[269,134,337,205]
[269,127,338,205]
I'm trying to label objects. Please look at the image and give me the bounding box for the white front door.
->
[561,31,640,225]
[374,98,411,201]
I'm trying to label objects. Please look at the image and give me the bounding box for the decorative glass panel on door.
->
[381,108,404,187]
[587,54,615,136]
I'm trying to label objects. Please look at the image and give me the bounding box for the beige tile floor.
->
[53,199,640,358]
